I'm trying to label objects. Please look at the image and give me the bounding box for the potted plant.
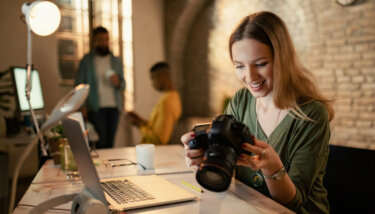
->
[46,123,66,165]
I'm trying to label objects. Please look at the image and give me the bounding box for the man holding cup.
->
[75,26,125,148]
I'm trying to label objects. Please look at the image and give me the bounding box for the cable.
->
[8,133,40,214]
[24,24,47,156]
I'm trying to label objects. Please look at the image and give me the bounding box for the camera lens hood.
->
[196,162,233,192]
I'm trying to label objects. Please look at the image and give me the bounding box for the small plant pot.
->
[48,138,66,165]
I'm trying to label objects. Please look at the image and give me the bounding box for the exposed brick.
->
[166,0,375,150]
[361,68,375,75]
[354,43,371,52]
[337,62,353,69]
[362,51,375,59]
[322,91,336,98]
[359,112,375,120]
[352,76,365,83]
[348,35,375,44]
[326,38,346,46]
[354,60,375,68]
[356,120,373,128]
[335,98,352,105]
[314,69,334,76]
[335,111,358,119]
[337,76,350,83]
[363,91,374,97]
[340,45,354,52]
[320,76,335,84]
[352,105,374,112]
[341,119,354,127]
[345,69,360,76]
[361,83,375,90]
[354,98,375,105]
[347,141,372,150]
[335,69,344,76]
[336,90,351,97]
[333,53,361,61]
[360,129,375,137]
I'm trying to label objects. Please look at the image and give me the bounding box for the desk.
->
[13,145,294,214]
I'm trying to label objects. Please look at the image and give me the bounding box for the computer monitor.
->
[11,66,45,112]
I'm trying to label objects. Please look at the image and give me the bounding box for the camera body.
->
[188,114,254,192]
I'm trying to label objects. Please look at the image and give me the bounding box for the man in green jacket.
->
[75,26,125,148]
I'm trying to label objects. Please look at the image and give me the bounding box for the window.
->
[56,0,134,110]
[56,0,90,85]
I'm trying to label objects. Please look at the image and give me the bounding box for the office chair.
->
[323,144,375,214]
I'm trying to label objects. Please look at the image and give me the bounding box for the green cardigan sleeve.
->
[284,102,330,213]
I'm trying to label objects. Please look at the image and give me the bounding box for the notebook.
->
[62,117,196,211]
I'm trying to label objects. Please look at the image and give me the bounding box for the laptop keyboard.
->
[101,179,155,204]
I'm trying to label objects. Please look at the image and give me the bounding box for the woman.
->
[181,11,334,214]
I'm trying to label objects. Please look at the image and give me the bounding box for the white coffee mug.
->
[136,144,155,170]
[105,69,115,82]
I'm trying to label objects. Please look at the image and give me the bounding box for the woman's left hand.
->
[237,137,284,177]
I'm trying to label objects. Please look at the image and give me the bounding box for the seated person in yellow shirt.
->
[128,62,182,145]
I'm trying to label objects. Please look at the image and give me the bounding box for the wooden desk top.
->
[14,145,294,214]
[32,145,193,184]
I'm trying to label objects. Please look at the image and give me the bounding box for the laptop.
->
[62,117,196,211]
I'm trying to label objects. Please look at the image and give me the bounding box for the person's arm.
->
[281,109,330,210]
[181,131,205,167]
[239,104,330,209]
[128,111,147,127]
[75,56,87,86]
[75,56,90,112]
[238,139,296,204]
[111,57,125,90]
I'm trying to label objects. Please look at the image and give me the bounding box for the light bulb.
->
[22,1,61,36]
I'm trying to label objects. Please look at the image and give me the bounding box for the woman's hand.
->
[180,132,205,167]
[237,137,284,177]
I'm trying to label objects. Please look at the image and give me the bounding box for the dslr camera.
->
[188,114,254,192]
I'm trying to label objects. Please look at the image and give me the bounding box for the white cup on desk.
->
[136,144,155,170]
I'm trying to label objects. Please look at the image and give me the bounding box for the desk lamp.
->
[9,84,90,214]
[9,2,73,212]
[21,0,61,156]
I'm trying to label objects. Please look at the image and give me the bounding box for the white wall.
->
[130,0,165,144]
[0,0,68,114]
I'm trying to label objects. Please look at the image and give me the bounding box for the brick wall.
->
[165,0,375,150]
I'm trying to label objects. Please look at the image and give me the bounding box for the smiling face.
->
[231,38,274,98]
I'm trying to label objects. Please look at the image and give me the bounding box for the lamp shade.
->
[22,1,61,36]
[41,84,90,131]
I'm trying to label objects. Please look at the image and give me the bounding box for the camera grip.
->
[240,134,254,155]
[187,139,200,149]
[187,134,208,150]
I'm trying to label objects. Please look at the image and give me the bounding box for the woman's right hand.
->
[180,132,205,167]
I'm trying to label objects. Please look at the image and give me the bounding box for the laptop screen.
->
[62,117,108,206]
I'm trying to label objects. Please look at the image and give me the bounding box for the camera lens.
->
[196,165,232,192]
[195,146,237,192]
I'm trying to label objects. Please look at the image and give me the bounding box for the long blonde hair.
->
[229,11,334,121]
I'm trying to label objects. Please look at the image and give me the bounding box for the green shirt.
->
[224,88,330,214]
